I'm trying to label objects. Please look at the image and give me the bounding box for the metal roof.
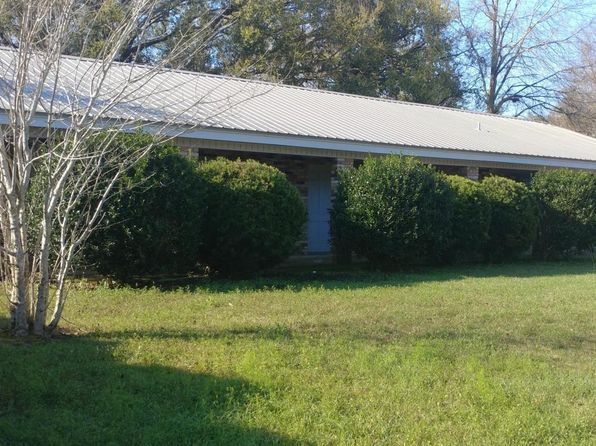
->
[1,46,596,166]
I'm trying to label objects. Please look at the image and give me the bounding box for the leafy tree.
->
[0,0,462,105]
[0,0,229,65]
[218,0,462,105]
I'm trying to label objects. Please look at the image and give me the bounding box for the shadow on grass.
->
[135,259,596,294]
[0,324,305,446]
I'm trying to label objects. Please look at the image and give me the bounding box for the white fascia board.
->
[176,126,596,171]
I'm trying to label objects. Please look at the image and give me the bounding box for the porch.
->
[174,137,539,256]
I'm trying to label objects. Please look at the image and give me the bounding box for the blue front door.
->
[307,162,332,253]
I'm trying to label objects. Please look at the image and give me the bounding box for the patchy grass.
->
[1,261,595,445]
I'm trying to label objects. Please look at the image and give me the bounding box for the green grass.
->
[1,261,595,445]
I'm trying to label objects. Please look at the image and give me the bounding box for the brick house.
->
[1,48,596,255]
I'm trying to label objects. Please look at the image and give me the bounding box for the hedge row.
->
[86,134,595,280]
[332,155,595,267]
[85,134,306,281]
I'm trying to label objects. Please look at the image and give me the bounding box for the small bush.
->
[331,155,453,267]
[532,169,596,259]
[197,158,306,276]
[85,134,205,281]
[444,175,491,263]
[480,175,539,262]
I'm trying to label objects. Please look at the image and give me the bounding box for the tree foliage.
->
[0,0,462,106]
[218,0,461,105]
[0,0,232,64]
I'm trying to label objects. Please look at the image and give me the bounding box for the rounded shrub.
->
[197,158,306,276]
[331,155,453,267]
[85,133,205,282]
[480,175,539,262]
[444,175,491,263]
[531,169,596,259]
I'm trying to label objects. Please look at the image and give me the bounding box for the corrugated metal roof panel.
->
[1,46,595,162]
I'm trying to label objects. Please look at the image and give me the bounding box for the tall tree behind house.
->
[0,0,463,106]
[454,0,594,116]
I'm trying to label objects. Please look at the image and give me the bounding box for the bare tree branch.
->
[0,0,260,336]
[454,0,595,115]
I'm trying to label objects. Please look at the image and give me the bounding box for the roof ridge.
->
[0,45,547,126]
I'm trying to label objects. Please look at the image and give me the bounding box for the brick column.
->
[466,166,480,181]
[332,158,354,189]
[336,157,355,169]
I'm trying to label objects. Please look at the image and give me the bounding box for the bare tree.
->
[546,35,596,136]
[0,0,248,336]
[454,0,595,115]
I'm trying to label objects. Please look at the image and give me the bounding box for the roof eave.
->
[173,125,596,171]
[2,110,595,171]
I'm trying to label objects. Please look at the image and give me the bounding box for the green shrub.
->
[197,158,306,276]
[532,169,596,259]
[85,133,205,281]
[480,175,539,261]
[331,155,453,267]
[444,175,491,263]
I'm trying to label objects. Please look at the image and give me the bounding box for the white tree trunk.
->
[0,0,244,336]
[7,212,29,336]
[33,215,52,335]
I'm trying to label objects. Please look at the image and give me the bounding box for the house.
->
[1,47,596,255]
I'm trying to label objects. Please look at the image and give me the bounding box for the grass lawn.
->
[1,261,595,445]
